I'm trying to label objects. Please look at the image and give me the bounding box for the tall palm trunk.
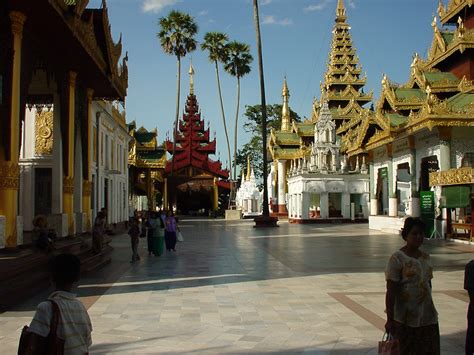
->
[253,0,269,217]
[171,56,181,177]
[232,76,241,181]
[215,61,232,180]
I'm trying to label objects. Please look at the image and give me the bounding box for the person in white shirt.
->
[26,253,92,354]
[385,217,439,354]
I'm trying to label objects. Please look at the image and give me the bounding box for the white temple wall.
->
[91,102,130,225]
[450,127,474,168]
[288,174,369,221]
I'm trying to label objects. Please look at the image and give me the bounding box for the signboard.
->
[420,191,435,238]
[379,167,388,179]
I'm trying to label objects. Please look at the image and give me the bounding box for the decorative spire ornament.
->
[281,77,291,132]
[189,60,195,95]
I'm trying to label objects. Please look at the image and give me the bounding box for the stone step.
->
[0,235,114,312]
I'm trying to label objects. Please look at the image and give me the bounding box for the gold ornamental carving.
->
[83,180,92,196]
[63,177,74,194]
[429,167,474,186]
[9,11,26,36]
[0,161,20,190]
[35,111,54,155]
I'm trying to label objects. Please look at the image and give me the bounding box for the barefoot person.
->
[385,217,440,354]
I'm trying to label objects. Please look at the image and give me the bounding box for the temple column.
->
[438,127,452,171]
[82,89,93,231]
[163,178,168,211]
[145,169,152,210]
[63,71,76,235]
[408,136,420,217]
[277,159,287,213]
[387,144,397,217]
[213,178,218,212]
[301,192,310,220]
[369,160,378,216]
[0,12,26,248]
[320,192,329,219]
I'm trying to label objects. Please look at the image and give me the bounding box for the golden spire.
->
[281,77,291,132]
[336,0,347,23]
[246,155,251,181]
[189,60,195,95]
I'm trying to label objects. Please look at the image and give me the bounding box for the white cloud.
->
[198,10,209,16]
[142,0,180,13]
[348,0,356,8]
[304,0,331,12]
[262,15,293,26]
[261,0,272,5]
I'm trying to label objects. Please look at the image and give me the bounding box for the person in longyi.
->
[385,217,440,354]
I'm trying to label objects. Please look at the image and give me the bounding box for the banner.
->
[420,191,434,238]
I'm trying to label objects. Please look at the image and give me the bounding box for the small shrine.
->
[128,122,167,211]
[268,0,373,216]
[235,157,262,217]
[287,99,369,223]
[310,97,341,173]
[165,64,230,215]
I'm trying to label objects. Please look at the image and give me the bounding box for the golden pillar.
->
[163,178,168,211]
[213,178,219,211]
[145,169,151,210]
[63,71,77,235]
[0,12,26,247]
[82,88,93,231]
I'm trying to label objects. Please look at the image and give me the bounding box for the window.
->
[462,152,474,167]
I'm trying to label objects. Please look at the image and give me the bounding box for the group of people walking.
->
[128,210,180,262]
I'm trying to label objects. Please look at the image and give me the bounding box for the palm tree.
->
[252,0,270,217]
[201,32,232,181]
[157,10,198,176]
[224,41,253,183]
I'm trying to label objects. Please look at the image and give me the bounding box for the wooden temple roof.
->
[6,0,128,100]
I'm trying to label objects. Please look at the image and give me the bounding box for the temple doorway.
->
[176,187,212,215]
[34,168,52,216]
[396,162,411,216]
[420,155,439,192]
[328,192,342,217]
[376,167,389,215]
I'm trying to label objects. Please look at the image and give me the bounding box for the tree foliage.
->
[158,11,198,59]
[236,104,301,186]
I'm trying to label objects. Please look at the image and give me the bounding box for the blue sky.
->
[91,0,441,171]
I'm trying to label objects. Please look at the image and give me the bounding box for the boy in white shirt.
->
[25,254,92,354]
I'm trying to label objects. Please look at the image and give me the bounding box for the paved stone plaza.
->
[1,219,472,354]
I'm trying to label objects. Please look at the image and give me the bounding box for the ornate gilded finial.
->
[189,60,195,95]
[437,0,445,17]
[336,0,347,23]
[457,16,465,38]
[281,77,291,132]
[431,15,438,31]
[246,155,251,181]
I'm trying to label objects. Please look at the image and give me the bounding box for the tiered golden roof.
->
[315,0,372,129]
[269,0,371,162]
[343,0,474,156]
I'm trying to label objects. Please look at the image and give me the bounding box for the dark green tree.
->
[236,104,300,186]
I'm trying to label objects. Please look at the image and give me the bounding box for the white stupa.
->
[236,156,263,217]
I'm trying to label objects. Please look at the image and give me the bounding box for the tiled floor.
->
[1,219,472,354]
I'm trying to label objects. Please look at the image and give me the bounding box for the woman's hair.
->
[401,217,426,240]
[50,253,81,285]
